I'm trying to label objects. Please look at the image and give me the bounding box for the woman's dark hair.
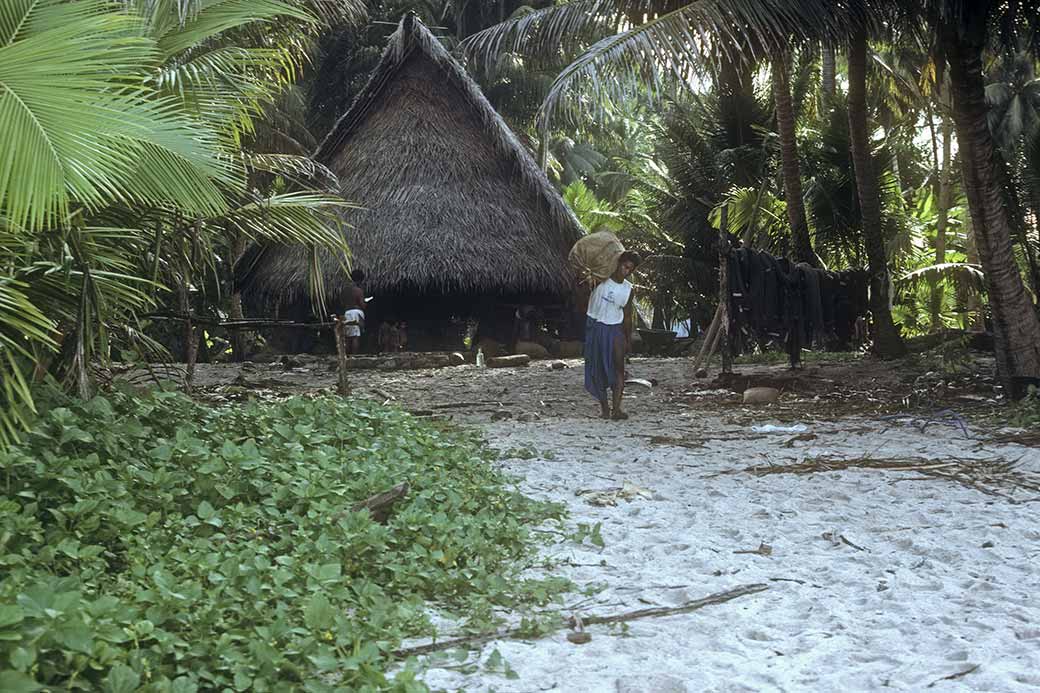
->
[350,269,365,283]
[619,251,642,267]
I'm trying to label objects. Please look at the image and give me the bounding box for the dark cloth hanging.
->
[720,247,868,368]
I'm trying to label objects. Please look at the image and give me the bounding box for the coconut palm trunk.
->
[821,44,836,102]
[771,49,817,266]
[846,28,906,358]
[947,23,1040,391]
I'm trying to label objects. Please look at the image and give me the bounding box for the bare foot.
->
[611,410,629,421]
[600,403,611,419]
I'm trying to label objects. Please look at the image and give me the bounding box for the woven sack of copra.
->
[568,231,625,287]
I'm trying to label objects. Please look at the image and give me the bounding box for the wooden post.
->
[179,218,199,391]
[719,207,733,374]
[690,303,722,376]
[228,228,248,362]
[333,315,350,396]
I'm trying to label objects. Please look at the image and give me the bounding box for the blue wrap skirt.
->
[584,317,623,402]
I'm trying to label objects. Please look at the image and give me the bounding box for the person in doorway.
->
[378,318,401,353]
[584,251,641,420]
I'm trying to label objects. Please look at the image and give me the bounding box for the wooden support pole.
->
[691,302,723,376]
[333,315,350,396]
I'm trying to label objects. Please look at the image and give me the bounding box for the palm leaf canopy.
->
[0,0,236,232]
[461,0,871,133]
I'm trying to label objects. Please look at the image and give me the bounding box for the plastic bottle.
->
[476,347,485,368]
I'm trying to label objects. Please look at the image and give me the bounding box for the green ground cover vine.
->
[0,391,567,691]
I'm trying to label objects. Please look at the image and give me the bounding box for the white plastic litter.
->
[751,423,809,433]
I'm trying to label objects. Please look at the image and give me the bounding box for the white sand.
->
[418,411,1040,692]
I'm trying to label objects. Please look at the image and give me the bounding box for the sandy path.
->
[407,365,1040,692]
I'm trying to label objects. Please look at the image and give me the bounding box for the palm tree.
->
[931,0,1040,391]
[460,1,858,261]
[985,49,1040,296]
[846,26,906,356]
[771,49,818,265]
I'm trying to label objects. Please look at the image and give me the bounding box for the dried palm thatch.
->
[236,13,583,310]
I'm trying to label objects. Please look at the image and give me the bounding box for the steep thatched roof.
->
[237,14,583,308]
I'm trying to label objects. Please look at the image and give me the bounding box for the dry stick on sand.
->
[927,664,980,688]
[390,583,768,659]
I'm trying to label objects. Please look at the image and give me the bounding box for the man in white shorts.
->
[343,306,364,354]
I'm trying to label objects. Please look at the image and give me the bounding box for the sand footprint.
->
[743,629,772,642]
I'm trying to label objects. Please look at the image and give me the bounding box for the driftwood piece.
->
[390,583,767,659]
[487,354,531,368]
[351,482,409,523]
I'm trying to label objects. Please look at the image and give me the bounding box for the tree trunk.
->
[947,24,1040,391]
[962,214,986,330]
[821,44,836,102]
[771,50,817,267]
[846,29,906,358]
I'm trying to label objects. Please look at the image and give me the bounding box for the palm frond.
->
[897,261,985,292]
[0,0,234,231]
[241,154,339,191]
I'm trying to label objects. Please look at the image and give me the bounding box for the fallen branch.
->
[711,454,1040,498]
[569,583,767,628]
[349,482,409,524]
[429,401,505,410]
[390,583,767,660]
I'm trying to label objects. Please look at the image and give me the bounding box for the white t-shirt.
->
[343,308,365,337]
[586,278,632,325]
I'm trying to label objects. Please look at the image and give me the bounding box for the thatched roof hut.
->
[236,14,583,316]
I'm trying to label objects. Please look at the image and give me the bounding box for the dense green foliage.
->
[0,0,362,445]
[0,393,565,690]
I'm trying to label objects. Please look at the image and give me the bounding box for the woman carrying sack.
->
[583,251,641,420]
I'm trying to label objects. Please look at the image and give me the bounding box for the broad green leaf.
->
[0,605,24,628]
[0,670,42,693]
[196,500,215,520]
[103,663,140,693]
[303,593,333,630]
